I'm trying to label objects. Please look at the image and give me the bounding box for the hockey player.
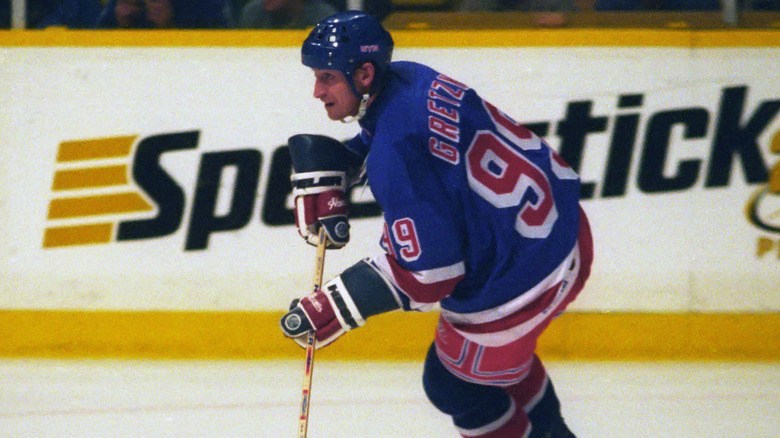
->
[280,11,593,438]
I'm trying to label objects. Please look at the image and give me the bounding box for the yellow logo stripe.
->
[43,223,114,248]
[51,165,129,191]
[56,136,136,162]
[771,131,780,194]
[47,192,153,219]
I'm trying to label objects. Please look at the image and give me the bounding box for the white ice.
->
[0,359,777,437]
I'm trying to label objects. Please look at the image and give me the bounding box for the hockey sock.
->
[527,378,563,432]
[458,403,530,438]
[505,355,575,437]
[421,344,530,437]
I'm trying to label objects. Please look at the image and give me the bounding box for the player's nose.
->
[312,82,327,100]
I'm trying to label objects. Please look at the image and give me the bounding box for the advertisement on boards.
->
[1,45,778,312]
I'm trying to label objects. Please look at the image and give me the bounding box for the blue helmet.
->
[302,11,394,96]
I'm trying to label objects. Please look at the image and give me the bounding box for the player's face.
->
[311,69,360,121]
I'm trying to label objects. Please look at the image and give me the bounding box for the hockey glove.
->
[289,134,358,249]
[279,260,403,349]
[280,281,365,349]
[292,178,350,249]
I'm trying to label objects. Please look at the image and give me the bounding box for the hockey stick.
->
[298,227,327,438]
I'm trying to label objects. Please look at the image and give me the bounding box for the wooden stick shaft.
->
[298,228,327,438]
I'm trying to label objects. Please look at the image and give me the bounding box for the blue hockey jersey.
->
[345,61,583,339]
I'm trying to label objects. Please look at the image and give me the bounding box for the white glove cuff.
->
[322,276,366,331]
[291,171,347,196]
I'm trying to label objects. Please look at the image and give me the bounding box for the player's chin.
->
[324,107,343,121]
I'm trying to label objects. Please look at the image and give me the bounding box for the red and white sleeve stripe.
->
[371,253,465,309]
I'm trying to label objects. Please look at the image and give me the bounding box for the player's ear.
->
[354,62,376,94]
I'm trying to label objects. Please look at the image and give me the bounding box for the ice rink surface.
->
[1,359,777,437]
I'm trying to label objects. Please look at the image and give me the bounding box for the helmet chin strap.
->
[340,93,369,124]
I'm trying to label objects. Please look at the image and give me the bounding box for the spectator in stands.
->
[457,0,574,27]
[238,0,338,29]
[96,0,229,28]
[1,0,9,28]
[0,0,101,28]
[224,0,246,27]
[34,0,102,28]
[328,0,392,22]
[749,0,779,9]
[594,0,718,9]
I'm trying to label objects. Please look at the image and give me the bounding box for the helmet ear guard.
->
[302,11,394,99]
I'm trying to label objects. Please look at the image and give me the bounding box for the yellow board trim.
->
[0,311,777,361]
[1,28,780,48]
